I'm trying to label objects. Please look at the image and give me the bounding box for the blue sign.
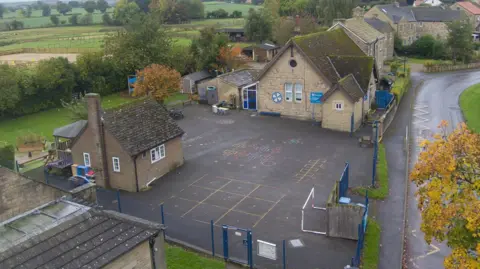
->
[310,92,323,104]
[272,92,282,103]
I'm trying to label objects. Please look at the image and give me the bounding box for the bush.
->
[407,35,447,59]
[230,10,242,18]
[0,144,15,170]
[102,13,113,25]
[50,15,60,26]
[207,9,228,18]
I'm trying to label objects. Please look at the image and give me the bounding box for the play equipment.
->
[128,75,137,94]
[68,165,95,187]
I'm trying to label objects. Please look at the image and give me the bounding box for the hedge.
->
[391,65,411,102]
[0,144,15,170]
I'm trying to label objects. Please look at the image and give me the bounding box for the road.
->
[406,69,480,269]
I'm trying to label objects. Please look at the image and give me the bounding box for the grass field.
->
[1,7,114,28]
[460,83,480,133]
[204,1,260,15]
[0,92,134,145]
[166,245,224,269]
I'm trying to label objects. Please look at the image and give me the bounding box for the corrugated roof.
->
[103,98,184,156]
[455,2,480,15]
[53,120,87,139]
[0,199,163,269]
[344,19,384,43]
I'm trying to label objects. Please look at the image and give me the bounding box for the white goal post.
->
[301,187,326,235]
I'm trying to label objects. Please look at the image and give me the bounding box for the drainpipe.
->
[133,155,139,192]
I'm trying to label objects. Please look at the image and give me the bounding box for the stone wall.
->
[0,167,96,222]
[416,21,449,39]
[397,19,416,45]
[327,204,365,240]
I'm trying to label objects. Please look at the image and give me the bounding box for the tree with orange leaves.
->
[133,64,181,103]
[214,46,245,72]
[411,120,480,268]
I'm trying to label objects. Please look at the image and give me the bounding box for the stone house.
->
[58,94,185,192]
[255,29,376,132]
[197,69,260,109]
[365,3,464,45]
[0,167,167,269]
[329,8,391,76]
[451,1,480,30]
[364,17,395,60]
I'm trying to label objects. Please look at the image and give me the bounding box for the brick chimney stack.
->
[86,93,109,188]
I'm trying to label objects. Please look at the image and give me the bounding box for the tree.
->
[68,1,80,8]
[114,0,141,24]
[190,27,228,70]
[0,4,4,19]
[215,46,245,71]
[409,35,447,59]
[83,0,97,13]
[410,121,480,269]
[56,1,72,15]
[69,14,79,25]
[76,52,119,96]
[79,13,93,24]
[0,65,20,116]
[50,15,60,25]
[104,14,173,77]
[41,4,51,16]
[133,64,181,103]
[447,20,473,64]
[245,9,273,42]
[102,12,114,25]
[96,0,109,13]
[230,10,242,18]
[207,8,228,18]
[19,6,32,17]
[273,17,295,44]
[61,96,88,121]
[263,0,279,18]
[316,0,355,26]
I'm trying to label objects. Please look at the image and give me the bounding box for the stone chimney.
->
[294,15,301,33]
[352,6,365,20]
[86,93,109,188]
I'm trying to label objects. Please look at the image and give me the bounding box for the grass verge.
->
[352,143,388,199]
[361,218,381,269]
[459,83,480,133]
[166,244,225,269]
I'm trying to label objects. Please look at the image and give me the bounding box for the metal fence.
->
[339,162,349,198]
[351,193,369,267]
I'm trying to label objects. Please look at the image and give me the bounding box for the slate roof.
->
[103,98,184,156]
[343,19,384,43]
[220,69,260,87]
[338,74,365,100]
[184,70,212,82]
[413,7,463,22]
[376,4,463,23]
[455,1,480,15]
[364,18,395,33]
[53,120,87,139]
[257,41,281,50]
[0,200,162,269]
[328,55,374,91]
[291,28,370,86]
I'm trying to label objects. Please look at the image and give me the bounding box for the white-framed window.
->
[83,153,91,166]
[284,83,293,102]
[151,144,166,163]
[294,83,303,102]
[112,157,120,172]
[333,101,344,111]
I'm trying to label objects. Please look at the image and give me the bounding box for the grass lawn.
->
[204,1,260,16]
[352,143,388,199]
[165,93,189,105]
[0,93,134,146]
[460,83,480,133]
[166,244,225,269]
[361,218,381,269]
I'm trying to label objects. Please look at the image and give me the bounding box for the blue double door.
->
[242,84,257,110]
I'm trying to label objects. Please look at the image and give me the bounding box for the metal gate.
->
[222,225,253,268]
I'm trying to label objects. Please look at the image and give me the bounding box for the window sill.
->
[151,157,165,164]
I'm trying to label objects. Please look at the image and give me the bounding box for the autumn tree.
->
[214,46,245,72]
[410,121,480,268]
[133,64,181,103]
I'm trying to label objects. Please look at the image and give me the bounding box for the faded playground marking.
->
[294,159,327,183]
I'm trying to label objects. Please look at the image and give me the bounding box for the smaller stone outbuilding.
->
[182,70,213,94]
[60,94,185,192]
[197,69,260,109]
[451,1,480,30]
[242,41,281,62]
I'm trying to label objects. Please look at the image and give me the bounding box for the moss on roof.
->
[338,73,365,101]
[329,55,374,91]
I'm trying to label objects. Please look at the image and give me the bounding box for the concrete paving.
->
[97,105,373,269]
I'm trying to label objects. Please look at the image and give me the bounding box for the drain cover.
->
[289,239,304,248]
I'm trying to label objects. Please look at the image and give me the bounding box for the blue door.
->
[242,85,257,110]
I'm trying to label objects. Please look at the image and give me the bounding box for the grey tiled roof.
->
[220,69,260,87]
[0,208,161,269]
[53,120,87,138]
[184,70,212,82]
[377,4,463,23]
[103,98,185,156]
[377,4,416,23]
[338,74,365,100]
[364,18,394,33]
